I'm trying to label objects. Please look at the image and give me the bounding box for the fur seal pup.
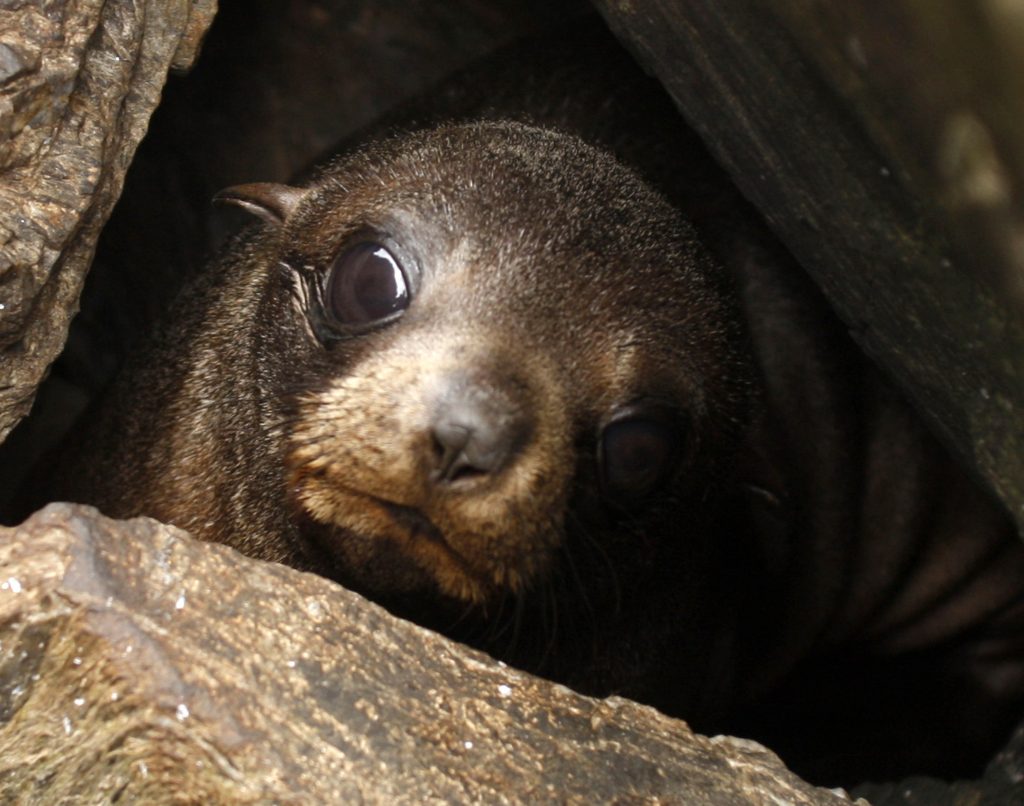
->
[48,24,1024,784]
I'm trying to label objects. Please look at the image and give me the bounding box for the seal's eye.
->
[326,242,409,327]
[599,411,680,502]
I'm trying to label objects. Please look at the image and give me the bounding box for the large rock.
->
[593,0,1024,533]
[856,718,1024,805]
[0,0,216,444]
[0,504,856,804]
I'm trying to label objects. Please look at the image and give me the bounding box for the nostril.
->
[428,380,532,486]
[430,431,450,465]
[431,420,494,484]
[432,426,479,481]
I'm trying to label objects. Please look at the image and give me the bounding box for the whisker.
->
[565,505,622,619]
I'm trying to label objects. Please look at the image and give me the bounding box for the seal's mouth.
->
[358,494,496,602]
[289,452,552,604]
[376,499,448,548]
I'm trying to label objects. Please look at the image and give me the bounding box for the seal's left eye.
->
[599,410,680,503]
[326,242,409,327]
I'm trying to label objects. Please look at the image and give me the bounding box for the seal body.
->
[52,25,1024,784]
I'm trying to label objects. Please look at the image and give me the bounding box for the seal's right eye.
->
[326,242,409,328]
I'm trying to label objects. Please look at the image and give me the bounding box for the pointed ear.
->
[213,183,307,227]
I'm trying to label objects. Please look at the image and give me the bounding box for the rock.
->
[855,718,1024,804]
[592,0,1024,533]
[0,0,216,444]
[0,504,857,804]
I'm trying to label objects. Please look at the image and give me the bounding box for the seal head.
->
[218,121,750,615]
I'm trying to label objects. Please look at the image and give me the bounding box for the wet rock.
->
[855,717,1024,804]
[0,503,856,804]
[0,0,216,444]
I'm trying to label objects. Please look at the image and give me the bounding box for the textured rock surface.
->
[0,0,216,444]
[593,0,1024,533]
[0,504,857,804]
[856,719,1024,804]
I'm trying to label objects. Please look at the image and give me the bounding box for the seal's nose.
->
[429,373,532,485]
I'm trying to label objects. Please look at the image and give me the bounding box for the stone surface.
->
[855,718,1024,804]
[0,0,216,444]
[0,504,857,804]
[592,0,1024,534]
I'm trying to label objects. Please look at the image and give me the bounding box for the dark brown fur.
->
[50,25,1024,784]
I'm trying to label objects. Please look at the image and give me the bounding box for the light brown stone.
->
[0,503,858,804]
[0,0,216,443]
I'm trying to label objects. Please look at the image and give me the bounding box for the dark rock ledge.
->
[0,0,216,444]
[0,503,858,804]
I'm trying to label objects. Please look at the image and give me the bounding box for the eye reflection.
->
[326,242,409,326]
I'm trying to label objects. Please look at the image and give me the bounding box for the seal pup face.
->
[222,121,750,611]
